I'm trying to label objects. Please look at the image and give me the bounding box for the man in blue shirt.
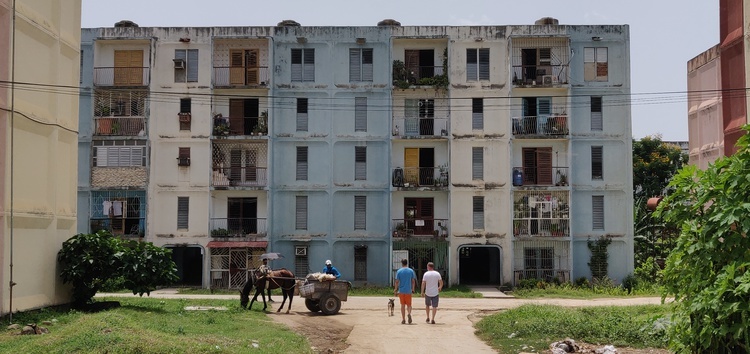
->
[394,258,417,324]
[323,260,341,279]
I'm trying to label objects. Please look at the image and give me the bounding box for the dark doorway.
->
[228,197,257,234]
[458,246,502,285]
[522,48,537,83]
[419,147,435,185]
[404,197,434,236]
[169,246,203,286]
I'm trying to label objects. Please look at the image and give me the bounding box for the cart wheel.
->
[305,298,320,312]
[319,293,341,315]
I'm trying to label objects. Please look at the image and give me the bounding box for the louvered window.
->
[174,49,199,83]
[296,98,308,132]
[295,196,308,230]
[179,98,191,131]
[349,48,373,82]
[472,98,483,130]
[354,196,366,230]
[177,196,189,229]
[93,140,146,167]
[178,147,190,166]
[355,146,367,180]
[591,96,603,131]
[591,146,603,180]
[291,48,315,82]
[592,195,604,230]
[466,48,490,81]
[472,147,483,180]
[296,146,308,180]
[584,47,608,82]
[473,196,484,230]
[355,97,367,132]
[354,246,367,281]
[295,248,309,276]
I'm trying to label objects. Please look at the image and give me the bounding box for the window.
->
[349,48,373,82]
[114,50,144,86]
[174,49,199,83]
[405,49,436,80]
[523,247,554,279]
[355,97,367,132]
[295,196,308,230]
[296,98,308,132]
[467,48,490,81]
[592,195,604,230]
[179,98,191,130]
[584,47,608,81]
[591,146,603,179]
[472,98,483,130]
[404,99,435,136]
[522,147,553,185]
[591,96,603,131]
[295,246,309,276]
[472,147,483,180]
[355,146,367,180]
[291,48,315,82]
[296,146,308,180]
[177,196,189,229]
[473,196,484,230]
[354,246,367,281]
[354,196,366,230]
[229,98,260,135]
[93,140,146,167]
[177,147,191,166]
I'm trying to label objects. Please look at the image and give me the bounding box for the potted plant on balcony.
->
[555,170,568,186]
[253,110,268,136]
[394,222,406,238]
[438,164,449,186]
[550,224,563,237]
[211,228,229,237]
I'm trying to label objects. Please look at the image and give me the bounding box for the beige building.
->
[0,1,81,315]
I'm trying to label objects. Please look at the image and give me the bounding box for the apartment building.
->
[1,1,81,315]
[78,18,633,288]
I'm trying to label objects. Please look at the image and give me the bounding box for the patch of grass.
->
[178,287,240,295]
[475,304,672,353]
[349,284,482,298]
[511,282,663,299]
[0,297,312,354]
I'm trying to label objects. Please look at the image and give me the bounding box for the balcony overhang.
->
[206,241,267,248]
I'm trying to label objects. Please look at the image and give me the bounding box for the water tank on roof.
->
[377,19,401,26]
[534,17,559,25]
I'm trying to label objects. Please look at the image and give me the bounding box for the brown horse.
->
[240,268,296,313]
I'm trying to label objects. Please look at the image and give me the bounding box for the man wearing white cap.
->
[322,259,341,279]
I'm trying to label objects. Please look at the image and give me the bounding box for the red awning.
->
[206,241,268,248]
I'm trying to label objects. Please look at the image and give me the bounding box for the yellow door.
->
[229,49,244,85]
[404,148,419,185]
[114,50,143,86]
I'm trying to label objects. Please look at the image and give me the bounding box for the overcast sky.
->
[82,0,719,141]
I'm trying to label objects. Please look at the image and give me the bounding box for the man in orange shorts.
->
[394,258,417,324]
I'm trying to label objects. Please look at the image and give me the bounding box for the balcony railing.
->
[212,167,267,187]
[210,217,267,237]
[392,218,449,238]
[512,115,568,136]
[213,115,268,137]
[393,117,449,137]
[514,269,570,284]
[94,67,150,87]
[513,190,570,238]
[511,65,569,86]
[94,117,146,136]
[213,66,270,87]
[392,167,449,188]
[512,166,569,187]
[90,217,144,236]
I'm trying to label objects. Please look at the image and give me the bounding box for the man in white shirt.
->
[420,262,443,324]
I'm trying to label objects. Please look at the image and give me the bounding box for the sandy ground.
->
[97,291,672,354]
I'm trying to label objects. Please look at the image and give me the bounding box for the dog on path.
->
[387,298,395,316]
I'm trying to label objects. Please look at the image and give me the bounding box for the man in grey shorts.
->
[420,262,443,324]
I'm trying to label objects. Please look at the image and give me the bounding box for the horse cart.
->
[299,278,350,315]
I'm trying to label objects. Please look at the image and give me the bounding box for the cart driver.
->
[322,260,341,279]
[258,258,274,302]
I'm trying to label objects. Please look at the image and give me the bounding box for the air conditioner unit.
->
[542,75,553,85]
[178,112,191,122]
[295,247,307,256]
[173,58,186,69]
[177,157,190,166]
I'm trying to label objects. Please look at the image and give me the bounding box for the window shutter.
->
[291,49,302,81]
[186,49,199,82]
[592,195,604,230]
[591,96,603,131]
[478,48,490,80]
[349,49,361,81]
[296,146,308,180]
[355,97,367,132]
[180,98,191,113]
[472,196,484,230]
[355,146,367,180]
[296,98,308,131]
[303,48,315,81]
[177,196,189,229]
[174,49,187,82]
[584,48,596,62]
[131,147,143,166]
[96,147,107,167]
[118,147,131,166]
[404,99,418,118]
[361,49,373,81]
[537,148,553,185]
[466,49,478,81]
[537,97,551,115]
[472,147,483,180]
[472,98,483,130]
[591,146,603,179]
[295,196,308,230]
[354,196,366,230]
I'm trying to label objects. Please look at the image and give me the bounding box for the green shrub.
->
[574,276,590,288]
[119,240,179,296]
[622,274,638,294]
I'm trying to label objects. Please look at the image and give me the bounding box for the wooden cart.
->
[299,278,350,315]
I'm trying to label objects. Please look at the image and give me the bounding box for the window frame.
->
[354,97,367,132]
[472,147,484,180]
[354,195,366,230]
[591,146,603,180]
[177,196,189,229]
[296,146,308,181]
[472,196,484,230]
[174,49,199,83]
[295,196,308,230]
[466,48,490,81]
[592,195,605,230]
[93,140,147,167]
[591,96,603,131]
[349,48,373,82]
[472,98,484,130]
[296,98,308,132]
[291,48,315,82]
[584,47,608,82]
[355,146,367,181]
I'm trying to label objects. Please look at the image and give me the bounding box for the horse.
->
[240,268,296,313]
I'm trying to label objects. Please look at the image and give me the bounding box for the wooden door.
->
[404,148,419,185]
[536,148,553,185]
[404,198,434,235]
[245,49,259,84]
[229,99,244,135]
[229,50,245,85]
[114,50,143,86]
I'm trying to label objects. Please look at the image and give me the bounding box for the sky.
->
[81,0,720,141]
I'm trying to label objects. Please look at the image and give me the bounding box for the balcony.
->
[391,218,449,238]
[212,113,268,137]
[210,218,267,237]
[513,190,569,238]
[510,37,570,88]
[392,166,449,189]
[512,239,570,284]
[94,117,145,136]
[511,65,569,86]
[393,117,449,138]
[512,115,568,137]
[213,66,270,88]
[212,166,267,188]
[93,67,150,87]
[393,62,448,88]
[512,166,569,187]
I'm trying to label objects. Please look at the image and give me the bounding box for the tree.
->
[656,127,750,352]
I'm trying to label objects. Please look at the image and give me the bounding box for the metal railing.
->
[511,65,568,85]
[391,218,449,237]
[210,217,267,237]
[513,269,570,284]
[513,190,570,238]
[212,116,267,136]
[213,66,270,87]
[392,166,449,188]
[94,117,146,136]
[212,166,267,187]
[393,117,449,137]
[512,166,569,186]
[94,67,150,87]
[399,65,445,82]
[512,115,569,136]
